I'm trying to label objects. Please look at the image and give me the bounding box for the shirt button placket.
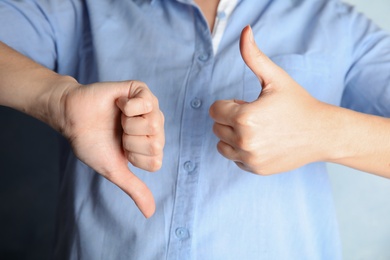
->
[167,12,214,259]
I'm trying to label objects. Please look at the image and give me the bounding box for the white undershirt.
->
[211,0,238,54]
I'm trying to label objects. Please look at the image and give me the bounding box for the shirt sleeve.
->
[341,4,390,117]
[0,0,57,70]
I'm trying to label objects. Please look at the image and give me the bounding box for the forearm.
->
[0,41,78,132]
[324,104,390,178]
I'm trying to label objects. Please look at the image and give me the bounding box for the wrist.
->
[320,104,369,163]
[34,74,80,134]
[311,103,354,163]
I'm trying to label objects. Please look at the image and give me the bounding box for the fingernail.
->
[248,25,254,44]
[234,99,247,105]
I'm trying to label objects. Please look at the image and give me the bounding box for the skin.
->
[0,2,389,218]
[196,0,390,177]
[209,26,390,177]
[0,42,165,218]
[194,0,219,32]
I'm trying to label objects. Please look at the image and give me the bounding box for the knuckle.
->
[208,103,216,117]
[247,158,272,176]
[152,96,159,107]
[245,154,258,167]
[148,120,160,135]
[216,141,227,155]
[149,140,163,156]
[233,111,254,127]
[235,152,273,176]
[235,135,250,150]
[149,157,162,172]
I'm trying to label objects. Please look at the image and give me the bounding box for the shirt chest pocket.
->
[243,54,339,104]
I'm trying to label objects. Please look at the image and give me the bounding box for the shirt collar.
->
[132,0,243,7]
[132,0,154,5]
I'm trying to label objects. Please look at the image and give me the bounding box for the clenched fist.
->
[61,80,164,217]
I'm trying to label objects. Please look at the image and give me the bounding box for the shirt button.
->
[217,11,226,19]
[190,98,202,109]
[183,161,196,173]
[198,53,209,62]
[175,227,190,240]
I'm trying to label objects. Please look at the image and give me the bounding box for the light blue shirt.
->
[1,0,390,259]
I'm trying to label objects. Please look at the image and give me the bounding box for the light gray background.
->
[331,1,390,259]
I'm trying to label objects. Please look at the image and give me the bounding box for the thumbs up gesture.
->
[209,26,332,175]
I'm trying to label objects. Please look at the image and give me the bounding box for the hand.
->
[60,80,164,217]
[0,42,164,217]
[209,26,332,175]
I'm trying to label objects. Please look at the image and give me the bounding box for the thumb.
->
[240,26,282,87]
[109,164,156,218]
[113,82,156,218]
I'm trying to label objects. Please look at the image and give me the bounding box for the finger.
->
[122,134,164,157]
[108,165,155,218]
[126,151,163,173]
[216,141,241,162]
[234,99,248,105]
[212,123,237,147]
[240,25,285,87]
[121,111,163,136]
[217,142,252,172]
[209,100,241,126]
[235,161,252,172]
[116,96,153,117]
[128,81,156,102]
